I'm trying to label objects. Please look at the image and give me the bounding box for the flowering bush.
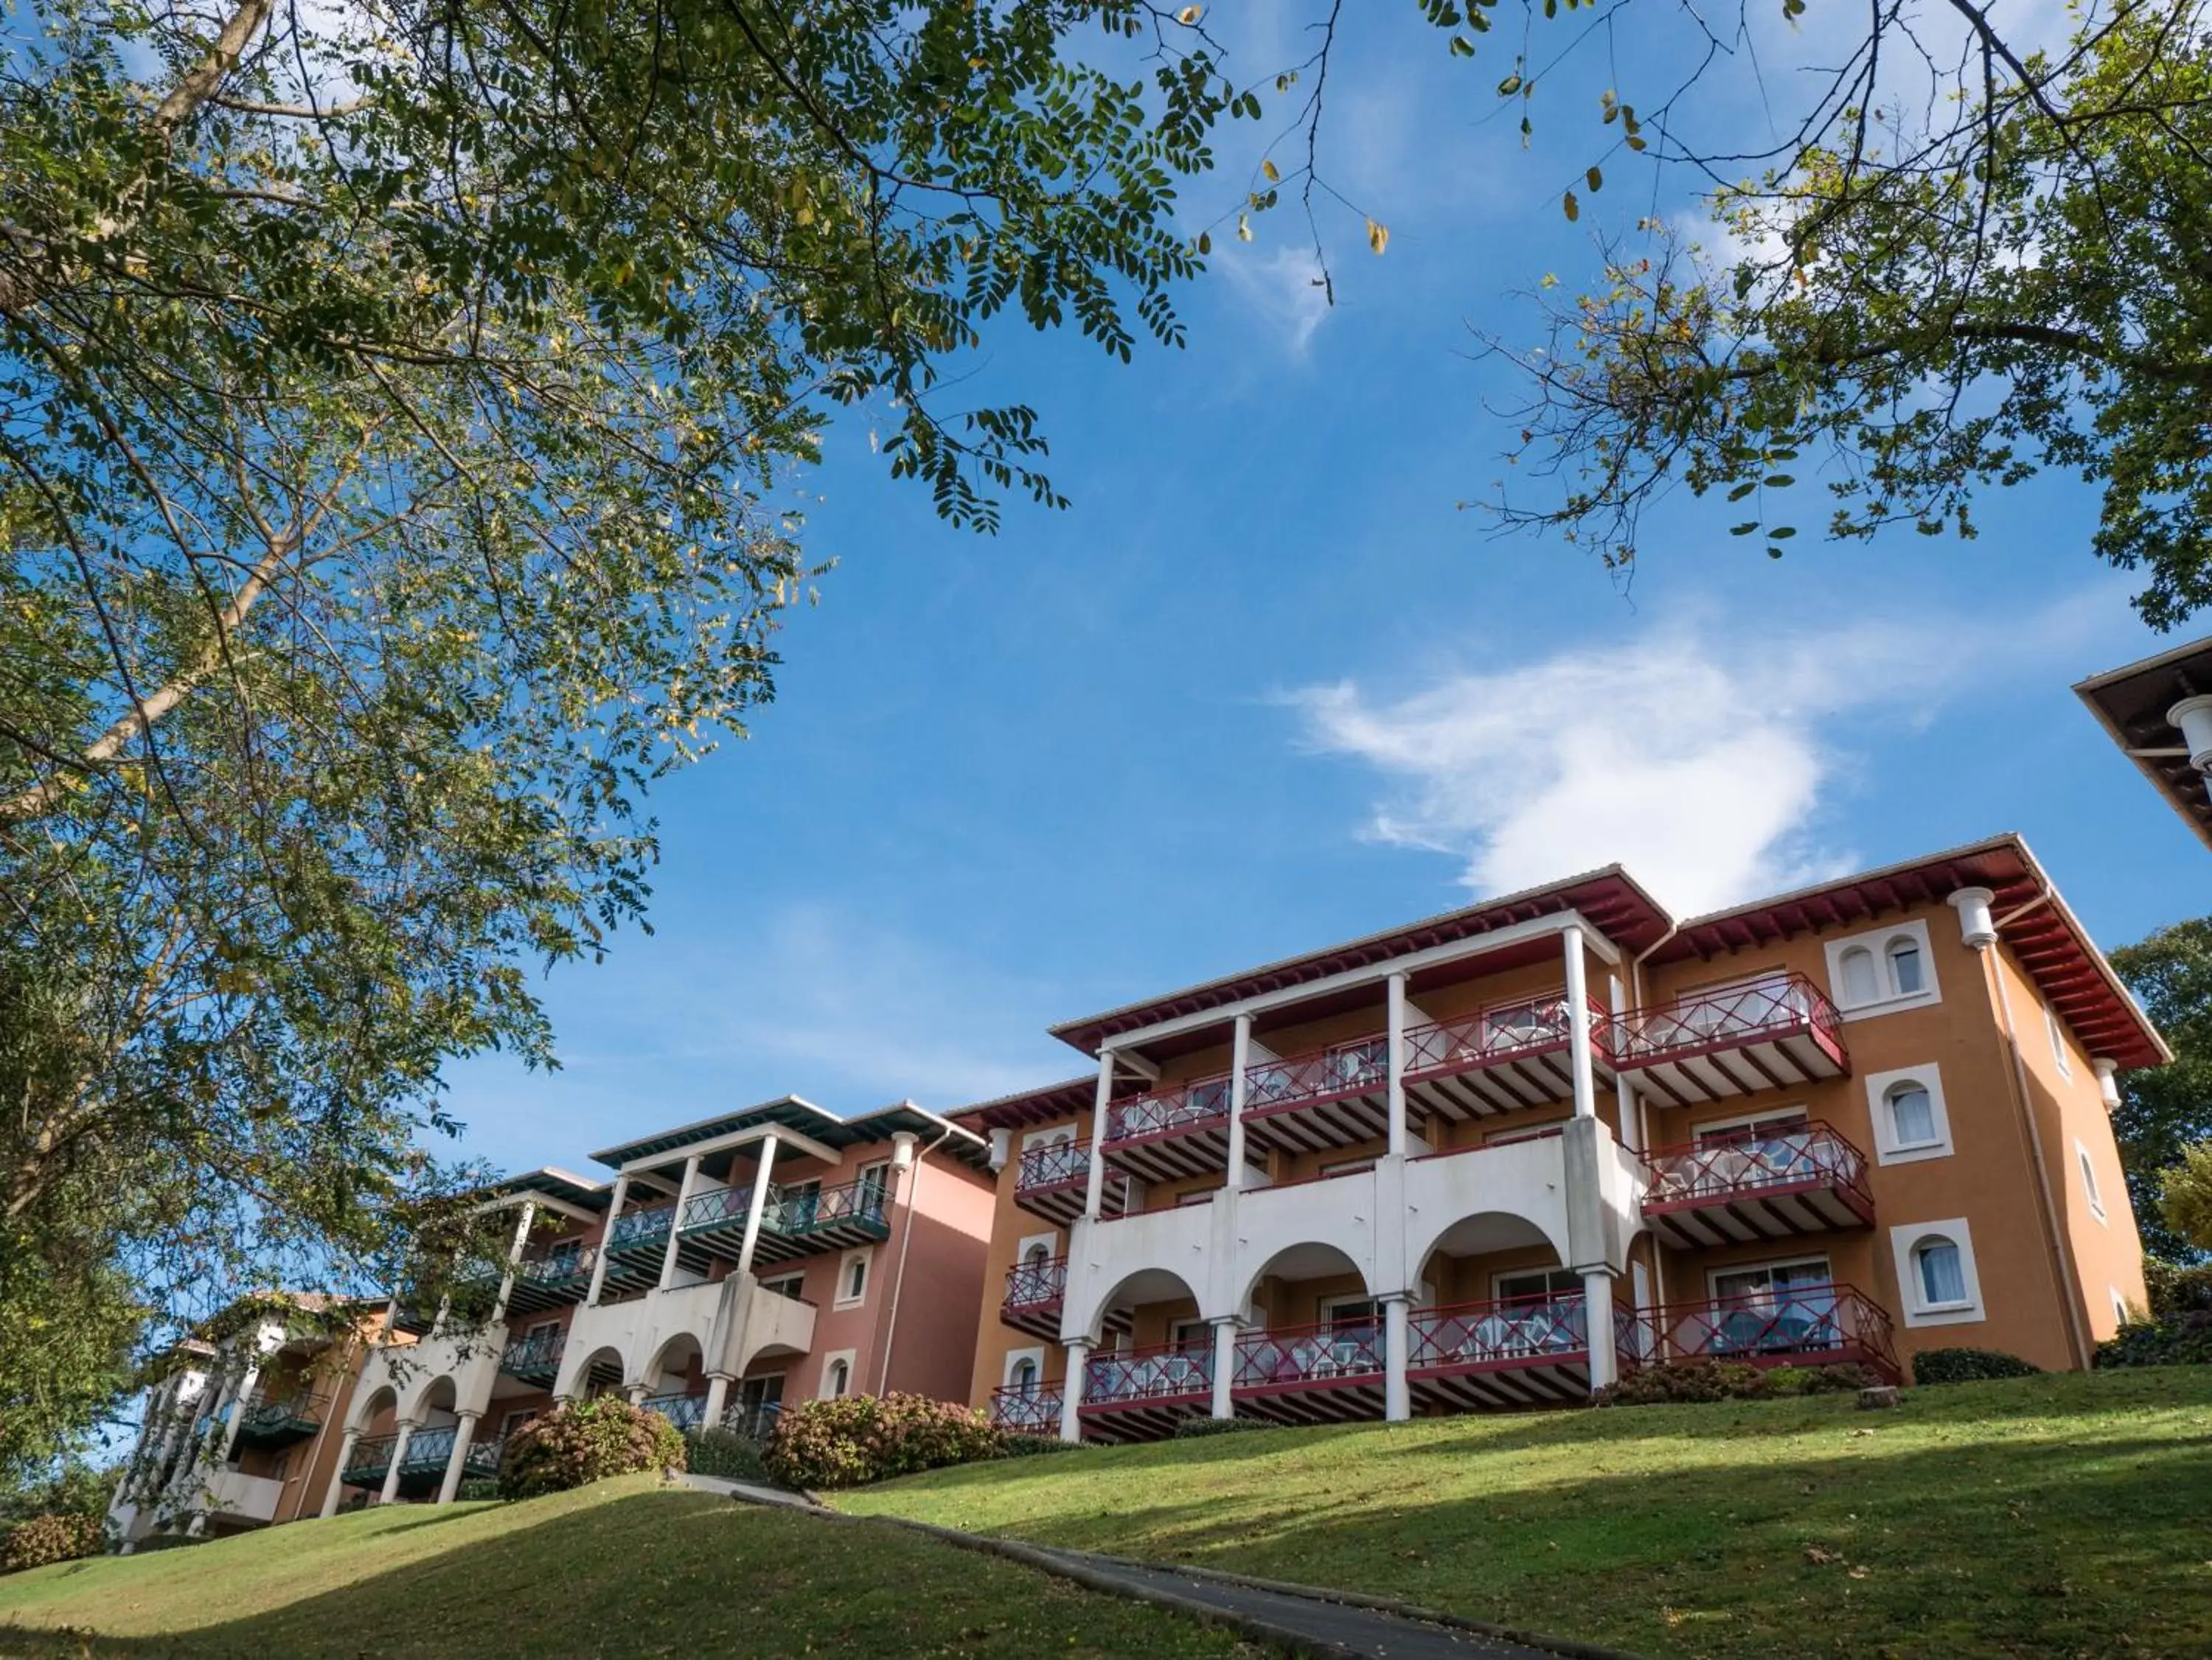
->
[1597,1359,1878,1406]
[1,1513,104,1573]
[495,1397,686,1499]
[765,1392,1002,1490]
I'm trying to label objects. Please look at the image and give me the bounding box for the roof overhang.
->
[946,1077,1098,1134]
[2073,637,2212,852]
[1659,834,2169,1070]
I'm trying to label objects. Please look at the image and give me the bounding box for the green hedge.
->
[2096,1310,2212,1369]
[1599,1360,1877,1406]
[1170,1415,1267,1439]
[683,1427,771,1483]
[1911,1348,2043,1386]
[495,1398,686,1499]
[2144,1260,2212,1321]
[765,1394,1001,1490]
[1000,1433,1078,1457]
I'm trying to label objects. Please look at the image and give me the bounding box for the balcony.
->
[599,1201,678,1292]
[232,1392,323,1452]
[1231,1321,1385,1424]
[344,1425,504,1497]
[1239,1042,1391,1155]
[1012,1140,1129,1227]
[1606,974,1848,1103]
[1618,1284,1899,1381]
[503,1244,599,1315]
[1640,1122,1875,1247]
[204,1467,285,1524]
[989,1385,1063,1436]
[1079,1342,1213,1441]
[498,1328,566,1387]
[1408,1294,1611,1409]
[673,1176,893,1271]
[1001,1256,1067,1341]
[641,1392,709,1432]
[1101,1081,1233,1184]
[1402,997,1616,1125]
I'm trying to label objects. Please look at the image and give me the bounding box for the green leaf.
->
[1730,522,1760,535]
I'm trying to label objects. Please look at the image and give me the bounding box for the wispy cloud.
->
[1282,595,2122,916]
[1215,243,1335,357]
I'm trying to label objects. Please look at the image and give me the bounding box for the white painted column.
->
[1562,925,1598,1120]
[734,1135,782,1279]
[659,1155,703,1290]
[585,1173,630,1307]
[1383,1294,1411,1422]
[1610,974,1638,1151]
[1083,1050,1113,1220]
[626,1381,648,1406]
[1225,1015,1253,1191]
[319,1426,362,1518]
[377,1420,416,1505]
[1582,1271,1618,1392]
[435,1412,480,1505]
[1386,972,1409,1158]
[493,1199,539,1322]
[703,1373,733,1430]
[1059,1340,1091,1443]
[213,1364,260,1465]
[1208,1316,1239,1419]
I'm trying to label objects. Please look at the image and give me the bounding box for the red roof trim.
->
[945,1078,1096,1133]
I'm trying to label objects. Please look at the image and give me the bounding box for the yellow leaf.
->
[1177,4,1203,21]
[1262,158,1280,183]
[1367,218,1389,256]
[1237,212,1252,242]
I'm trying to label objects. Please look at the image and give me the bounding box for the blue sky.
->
[443,3,2200,1177]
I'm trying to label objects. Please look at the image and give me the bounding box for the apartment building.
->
[108,1297,383,1547]
[2076,636,2212,849]
[323,1098,994,1511]
[958,834,2164,1443]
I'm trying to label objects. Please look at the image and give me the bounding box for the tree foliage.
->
[2110,918,2212,1259]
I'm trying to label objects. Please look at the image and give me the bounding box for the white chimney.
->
[1948,886,1997,950]
[2168,694,2212,773]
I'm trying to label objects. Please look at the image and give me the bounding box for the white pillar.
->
[213,1364,260,1465]
[1083,1051,1113,1220]
[659,1155,703,1290]
[493,1199,539,1322]
[1610,974,1638,1151]
[1384,1294,1411,1422]
[626,1381,648,1406]
[1225,1015,1252,1191]
[1583,1271,1618,1392]
[320,1426,362,1518]
[1208,1317,1239,1419]
[1386,972,1409,1157]
[435,1412,480,1505]
[703,1373,733,1429]
[1060,1340,1091,1443]
[377,1420,416,1505]
[1563,925,1597,1120]
[734,1135,782,1280]
[586,1173,630,1306]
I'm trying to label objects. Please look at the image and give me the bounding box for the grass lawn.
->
[0,1474,1253,1659]
[838,1367,2212,1660]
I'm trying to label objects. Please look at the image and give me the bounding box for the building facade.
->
[956,835,2164,1443]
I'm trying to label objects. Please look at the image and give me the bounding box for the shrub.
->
[683,1427,770,1484]
[1599,1360,1877,1406]
[1,1513,103,1573]
[1172,1415,1268,1438]
[765,1393,1001,1490]
[454,1478,501,1503]
[495,1398,686,1499]
[2144,1259,2212,1321]
[1001,1433,1079,1458]
[2095,1308,2212,1369]
[1911,1347,2043,1386]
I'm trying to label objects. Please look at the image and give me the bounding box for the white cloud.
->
[1215,243,1335,357]
[1284,596,2124,916]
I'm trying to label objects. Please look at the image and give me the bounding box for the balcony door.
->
[1693,1109,1815,1182]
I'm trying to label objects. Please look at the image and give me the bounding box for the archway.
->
[1407,1208,1591,1412]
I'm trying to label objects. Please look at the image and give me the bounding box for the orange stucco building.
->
[955,834,2165,1441]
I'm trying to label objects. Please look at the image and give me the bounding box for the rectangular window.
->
[500,1408,540,1438]
[835,1251,869,1308]
[1710,1258,1833,1305]
[856,1160,891,1210]
[759,1273,805,1300]
[1174,1186,1217,1207]
[1692,1109,1809,1147]
[1484,1119,1567,1145]
[1326,1038,1388,1090]
[2046,1007,2073,1078]
[2077,1143,2107,1220]
[1318,1154,1377,1177]
[1169,1318,1211,1353]
[1320,1295,1380,1333]
[1495,1268,1582,1305]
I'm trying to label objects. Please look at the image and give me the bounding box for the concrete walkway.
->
[680,1473,1632,1660]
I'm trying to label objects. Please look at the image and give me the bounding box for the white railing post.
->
[659,1155,703,1290]
[586,1173,629,1307]
[1225,1016,1252,1192]
[1563,924,1597,1120]
[1060,1340,1091,1443]
[734,1134,782,1280]
[1083,1051,1113,1220]
[1383,1294,1411,1422]
[1386,972,1409,1157]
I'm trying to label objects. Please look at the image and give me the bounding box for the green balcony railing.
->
[235,1392,324,1448]
[499,1328,566,1382]
[342,1426,502,1490]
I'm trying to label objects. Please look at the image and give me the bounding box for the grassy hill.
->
[0,1475,1247,1659]
[838,1367,2212,1660]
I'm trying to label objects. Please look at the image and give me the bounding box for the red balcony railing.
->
[1083,1341,1213,1406]
[990,1386,1064,1435]
[1242,1041,1388,1114]
[1615,1283,1898,1378]
[1232,1319,1384,1389]
[1603,973,1846,1069]
[1408,1293,1602,1370]
[1003,1255,1068,1314]
[1641,1122,1872,1212]
[1404,997,1613,1078]
[1104,1080,1229,1145]
[1015,1138,1090,1193]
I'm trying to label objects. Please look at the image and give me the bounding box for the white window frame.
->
[1496,1266,1584,1303]
[1020,1123,1077,1151]
[1017,1230,1059,1264]
[1688,1104,1809,1143]
[759,1271,806,1300]
[2110,1287,2131,1328]
[1001,1345,1046,1389]
[1318,1292,1380,1329]
[1703,1254,1833,1302]
[1168,1317,1211,1353]
[1863,1063,1954,1165]
[1823,918,1941,1019]
[818,1350,857,1400]
[2046,1006,2074,1079]
[499,1407,540,1438]
[2075,1140,2107,1222]
[834,1248,872,1310]
[1888,1218,1986,1327]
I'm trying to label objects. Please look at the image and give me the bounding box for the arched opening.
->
[1023,1240,1052,1269]
[1231,1241,1381,1426]
[334,1385,402,1511]
[571,1345,627,1400]
[1078,1266,1206,1441]
[1406,1210,1593,1412]
[640,1333,708,1431]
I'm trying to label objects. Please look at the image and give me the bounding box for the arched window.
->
[1839,946,1878,1005]
[1885,936,1924,996]
[1885,1081,1936,1148]
[1010,1358,1038,1393]
[1913,1236,1966,1306]
[827,1359,850,1398]
[1023,1241,1051,1268]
